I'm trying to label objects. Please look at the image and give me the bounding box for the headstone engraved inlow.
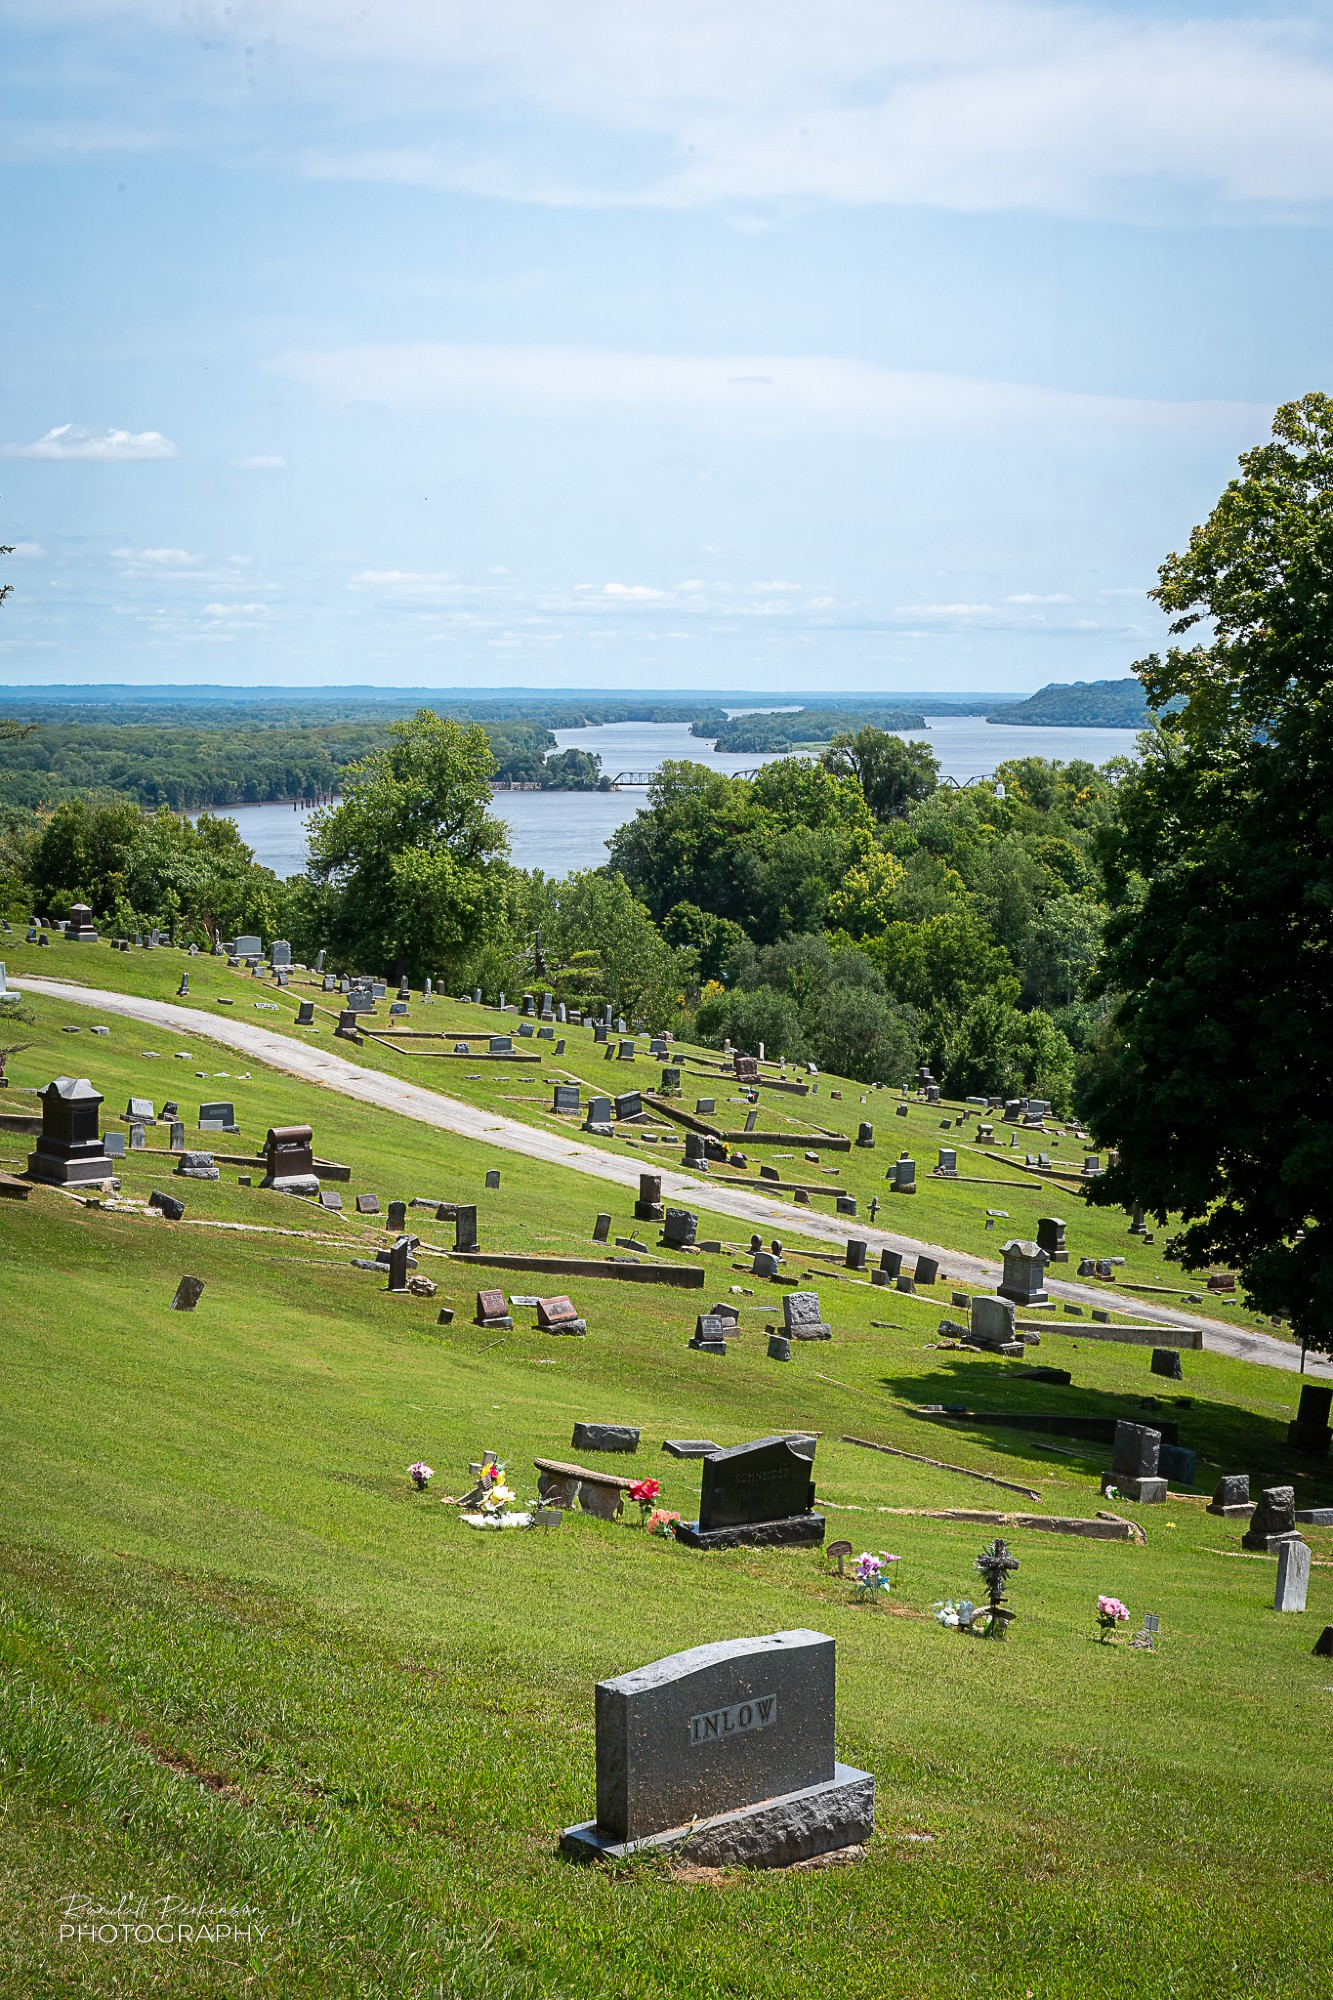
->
[675,1435,823,1551]
[560,1630,873,1866]
[27,1077,116,1186]
[260,1124,319,1196]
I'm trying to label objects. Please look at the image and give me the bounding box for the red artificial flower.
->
[629,1478,661,1504]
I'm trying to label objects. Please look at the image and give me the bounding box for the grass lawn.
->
[1,947,1331,1997]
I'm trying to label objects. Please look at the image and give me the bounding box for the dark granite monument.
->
[27,1077,115,1186]
[675,1435,823,1551]
[561,1629,873,1866]
[1288,1384,1332,1458]
[260,1124,319,1195]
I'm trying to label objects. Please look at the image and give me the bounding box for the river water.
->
[200,714,1142,878]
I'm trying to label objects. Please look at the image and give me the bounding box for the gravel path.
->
[23,975,1328,1380]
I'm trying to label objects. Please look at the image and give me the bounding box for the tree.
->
[1082,393,1333,1346]
[306,710,510,983]
[821,727,939,820]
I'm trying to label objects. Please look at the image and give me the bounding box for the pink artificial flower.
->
[629,1478,661,1505]
[1097,1595,1130,1622]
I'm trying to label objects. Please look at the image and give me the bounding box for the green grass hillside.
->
[1,946,1331,1997]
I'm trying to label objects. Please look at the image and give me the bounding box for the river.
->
[198,713,1142,878]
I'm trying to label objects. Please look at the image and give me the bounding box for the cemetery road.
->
[21,975,1331,1381]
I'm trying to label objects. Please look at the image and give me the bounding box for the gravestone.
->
[635,1172,664,1222]
[1243,1485,1300,1552]
[27,1077,115,1186]
[690,1313,730,1354]
[129,1123,146,1149]
[836,1195,857,1217]
[66,902,99,942]
[149,1190,185,1221]
[662,1440,721,1459]
[683,1132,708,1170]
[1102,1422,1167,1505]
[614,1091,642,1121]
[783,1292,831,1341]
[125,1096,155,1125]
[969,1294,1019,1354]
[767,1333,791,1361]
[676,1436,823,1551]
[888,1155,916,1193]
[235,935,261,959]
[584,1095,614,1133]
[855,1122,875,1149]
[454,1205,479,1253]
[560,1630,873,1866]
[319,1189,344,1212]
[844,1238,867,1272]
[593,1213,612,1242]
[356,1193,381,1215]
[261,1125,318,1195]
[171,1275,205,1311]
[1288,1384,1333,1458]
[199,1101,237,1130]
[998,1240,1049,1307]
[553,1083,581,1115]
[169,1121,185,1151]
[386,1236,412,1292]
[937,1147,957,1175]
[1036,1216,1068,1264]
[1151,1348,1184,1380]
[662,1208,698,1248]
[752,1251,779,1279]
[696,1097,716,1116]
[1208,1473,1251,1517]
[485,1169,500,1190]
[915,1255,939,1286]
[104,1131,125,1159]
[174,1150,219,1181]
[270,940,292,968]
[538,1294,586,1335]
[387,1200,407,1232]
[296,1000,315,1026]
[1275,1539,1311,1613]
[475,1288,513,1329]
[879,1249,903,1279]
[573,1423,639,1454]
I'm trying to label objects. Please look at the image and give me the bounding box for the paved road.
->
[22,974,1329,1380]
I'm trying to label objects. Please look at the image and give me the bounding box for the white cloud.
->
[205,601,269,616]
[274,341,1265,441]
[1006,591,1072,604]
[231,454,287,469]
[7,542,46,558]
[112,546,201,567]
[1,424,178,461]
[598,582,667,600]
[896,602,994,616]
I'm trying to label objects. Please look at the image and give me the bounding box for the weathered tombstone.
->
[235,935,262,959]
[104,1130,125,1159]
[560,1629,873,1865]
[296,1000,315,1026]
[1276,1539,1311,1613]
[855,1122,875,1149]
[1207,1473,1251,1517]
[879,1248,903,1279]
[690,1313,730,1354]
[969,1295,1019,1353]
[1243,1485,1300,1552]
[553,1083,581,1115]
[583,1095,614,1133]
[319,1189,344,1212]
[27,1077,116,1185]
[593,1212,612,1242]
[356,1193,381,1215]
[453,1205,479,1253]
[635,1172,664,1222]
[696,1097,716,1116]
[844,1238,867,1272]
[199,1101,237,1131]
[572,1423,639,1454]
[149,1188,186,1220]
[260,1124,318,1196]
[386,1236,412,1292]
[484,1168,500,1191]
[836,1194,857,1216]
[683,1132,708,1171]
[1288,1384,1333,1457]
[662,1208,698,1248]
[998,1239,1049,1307]
[614,1090,642,1120]
[936,1147,957,1175]
[915,1255,940,1286]
[66,902,99,942]
[1151,1347,1184,1380]
[125,1095,155,1125]
[1101,1422,1168,1505]
[1036,1216,1068,1264]
[538,1294,587,1335]
[475,1288,513,1329]
[171,1275,205,1311]
[176,973,190,997]
[168,1120,185,1151]
[128,1122,146,1149]
[676,1436,823,1551]
[387,1199,407,1232]
[752,1250,779,1279]
[784,1292,831,1341]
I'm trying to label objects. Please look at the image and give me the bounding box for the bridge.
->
[605,768,760,788]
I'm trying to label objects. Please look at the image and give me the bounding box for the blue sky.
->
[2,0,1330,693]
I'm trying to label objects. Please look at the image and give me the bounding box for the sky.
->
[1,1,1331,694]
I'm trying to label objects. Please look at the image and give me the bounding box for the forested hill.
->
[986,679,1150,727]
[698,708,927,753]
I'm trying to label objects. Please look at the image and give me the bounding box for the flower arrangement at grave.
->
[629,1478,662,1523]
[457,1454,533,1530]
[932,1599,977,1632]
[646,1507,682,1539]
[1096,1594,1131,1643]
[971,1537,1020,1639]
[851,1552,898,1605]
[407,1461,434,1490]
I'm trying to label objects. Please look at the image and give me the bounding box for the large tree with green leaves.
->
[1083,392,1333,1347]
[820,726,939,821]
[305,710,511,982]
